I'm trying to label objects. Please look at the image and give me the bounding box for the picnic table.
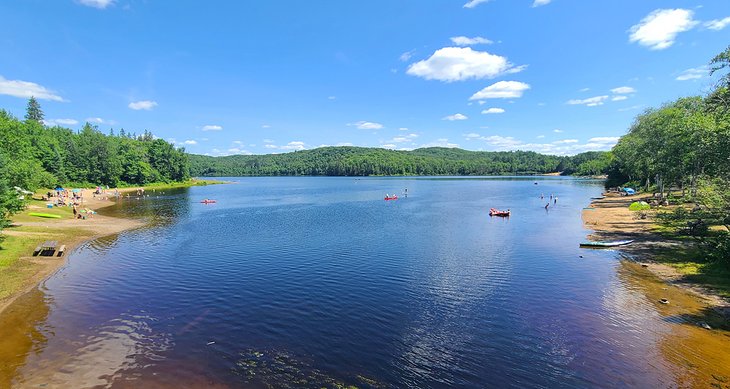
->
[41,240,58,251]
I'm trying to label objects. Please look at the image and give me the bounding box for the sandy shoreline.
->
[582,193,730,318]
[0,188,146,317]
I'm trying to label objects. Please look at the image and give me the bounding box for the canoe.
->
[28,212,62,219]
[489,208,510,217]
[579,239,634,248]
[200,200,217,204]
[384,196,398,200]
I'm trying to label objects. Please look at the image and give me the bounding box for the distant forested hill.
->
[189,146,611,177]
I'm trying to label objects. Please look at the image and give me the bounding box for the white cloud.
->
[450,36,493,46]
[128,100,158,110]
[406,47,524,82]
[463,0,490,8]
[532,0,551,7]
[202,125,222,131]
[399,50,416,62]
[281,141,306,150]
[588,137,620,144]
[612,95,628,101]
[264,144,277,149]
[381,144,397,150]
[611,86,636,94]
[536,135,545,139]
[85,117,104,124]
[676,66,707,81]
[387,133,419,144]
[398,127,409,131]
[618,105,643,112]
[629,9,697,50]
[553,129,563,133]
[442,113,468,121]
[567,95,609,106]
[469,81,530,100]
[350,121,383,130]
[0,75,65,101]
[261,124,271,128]
[481,107,505,114]
[263,139,274,143]
[183,140,197,145]
[420,138,459,148]
[43,118,78,126]
[579,87,590,92]
[76,0,114,9]
[705,16,730,31]
[466,134,617,155]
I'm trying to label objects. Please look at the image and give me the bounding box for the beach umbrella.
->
[55,186,64,191]
[628,201,650,211]
[72,188,82,193]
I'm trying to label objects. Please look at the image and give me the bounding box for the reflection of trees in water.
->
[0,286,51,388]
[100,187,192,228]
[615,261,730,387]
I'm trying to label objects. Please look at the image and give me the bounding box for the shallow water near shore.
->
[2,177,729,388]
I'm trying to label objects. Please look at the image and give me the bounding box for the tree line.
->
[607,45,730,265]
[189,146,610,177]
[0,99,190,243]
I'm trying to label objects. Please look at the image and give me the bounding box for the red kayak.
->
[200,199,217,204]
[489,208,510,217]
[384,196,398,200]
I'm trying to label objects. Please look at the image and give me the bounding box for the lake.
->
[3,177,720,387]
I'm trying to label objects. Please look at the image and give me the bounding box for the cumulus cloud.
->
[43,118,78,126]
[420,138,459,148]
[463,133,618,155]
[567,95,609,106]
[202,125,222,131]
[532,0,551,7]
[450,36,493,46]
[676,66,707,81]
[553,129,563,133]
[85,117,104,124]
[406,47,525,82]
[629,9,697,50]
[481,108,505,114]
[442,113,468,121]
[463,0,490,9]
[612,95,628,101]
[705,16,730,31]
[0,75,65,101]
[387,133,419,144]
[350,121,383,130]
[76,0,114,9]
[611,86,636,94]
[398,127,409,131]
[399,50,416,62]
[128,100,158,110]
[469,81,530,100]
[183,140,197,145]
[280,141,306,150]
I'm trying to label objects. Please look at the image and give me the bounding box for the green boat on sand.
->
[28,212,62,219]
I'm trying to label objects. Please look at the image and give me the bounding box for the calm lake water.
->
[5,177,719,387]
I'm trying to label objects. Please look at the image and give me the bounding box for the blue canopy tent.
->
[622,188,636,195]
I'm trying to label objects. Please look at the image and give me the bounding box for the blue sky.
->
[1,0,728,156]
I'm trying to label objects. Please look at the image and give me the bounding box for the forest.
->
[607,46,730,265]
[0,100,189,242]
[189,147,610,177]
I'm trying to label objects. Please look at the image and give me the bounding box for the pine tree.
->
[24,96,44,123]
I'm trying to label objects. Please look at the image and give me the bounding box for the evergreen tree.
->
[24,97,44,123]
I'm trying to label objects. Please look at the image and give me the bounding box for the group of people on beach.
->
[44,188,99,220]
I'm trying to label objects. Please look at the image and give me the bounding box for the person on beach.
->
[72,205,77,218]
[554,197,558,204]
[545,203,550,209]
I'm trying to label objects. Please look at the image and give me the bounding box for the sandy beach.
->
[0,188,145,316]
[582,193,730,317]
